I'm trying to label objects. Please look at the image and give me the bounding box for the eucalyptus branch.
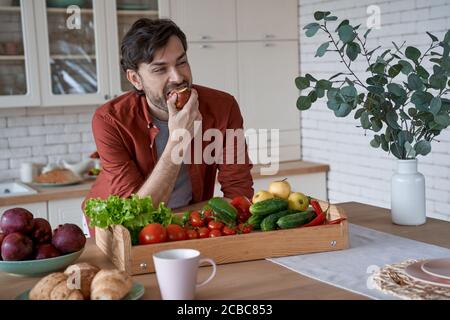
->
[356,35,373,76]
[321,25,368,89]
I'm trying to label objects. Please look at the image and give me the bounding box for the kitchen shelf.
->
[47,7,93,14]
[0,6,20,13]
[0,55,25,60]
[117,9,158,16]
[50,54,96,60]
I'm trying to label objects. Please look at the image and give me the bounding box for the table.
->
[1,202,449,300]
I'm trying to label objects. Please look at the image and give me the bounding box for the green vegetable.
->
[207,197,237,227]
[247,214,265,230]
[277,210,316,229]
[260,210,297,231]
[249,198,289,217]
[84,194,182,245]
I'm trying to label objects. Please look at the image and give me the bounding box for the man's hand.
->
[167,88,202,139]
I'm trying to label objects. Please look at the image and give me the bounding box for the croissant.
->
[64,262,100,300]
[90,269,133,300]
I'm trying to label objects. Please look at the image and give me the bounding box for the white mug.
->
[153,248,216,300]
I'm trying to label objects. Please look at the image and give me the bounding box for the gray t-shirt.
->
[152,117,193,209]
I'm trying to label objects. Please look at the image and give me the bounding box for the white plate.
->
[404,260,450,288]
[421,258,450,280]
[32,179,82,187]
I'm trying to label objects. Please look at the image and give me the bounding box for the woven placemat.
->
[372,259,450,300]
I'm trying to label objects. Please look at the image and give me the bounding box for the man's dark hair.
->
[120,18,188,73]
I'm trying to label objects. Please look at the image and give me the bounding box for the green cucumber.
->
[247,214,265,230]
[249,198,288,217]
[276,209,316,229]
[207,197,237,227]
[260,210,297,231]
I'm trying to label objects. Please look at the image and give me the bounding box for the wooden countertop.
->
[1,201,448,300]
[0,160,329,206]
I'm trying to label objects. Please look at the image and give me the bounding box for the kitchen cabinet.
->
[168,0,301,161]
[48,197,85,229]
[169,0,236,42]
[0,0,40,107]
[0,201,47,219]
[0,0,164,108]
[187,42,238,97]
[236,0,298,41]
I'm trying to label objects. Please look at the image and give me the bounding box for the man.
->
[83,18,253,211]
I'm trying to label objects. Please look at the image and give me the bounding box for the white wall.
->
[299,0,450,221]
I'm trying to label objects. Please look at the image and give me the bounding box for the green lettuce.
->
[85,194,182,245]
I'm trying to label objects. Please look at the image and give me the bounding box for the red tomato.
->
[209,229,222,237]
[186,229,199,240]
[198,227,210,238]
[208,220,224,230]
[139,223,167,245]
[189,211,204,227]
[222,225,237,236]
[166,224,187,241]
[238,223,253,234]
[203,209,214,223]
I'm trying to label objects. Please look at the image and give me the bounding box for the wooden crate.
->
[95,201,349,275]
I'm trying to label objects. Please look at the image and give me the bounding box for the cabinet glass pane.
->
[0,0,27,96]
[46,0,97,94]
[116,0,158,92]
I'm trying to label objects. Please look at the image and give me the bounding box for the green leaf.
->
[363,28,371,38]
[327,99,340,110]
[408,108,417,117]
[354,108,365,119]
[295,76,310,90]
[346,42,361,61]
[399,110,411,121]
[314,11,330,20]
[367,85,384,95]
[297,96,312,110]
[414,140,431,156]
[324,16,338,21]
[367,75,388,86]
[388,64,403,78]
[398,60,413,74]
[429,74,447,90]
[338,25,356,43]
[408,73,424,90]
[411,91,433,110]
[426,31,439,42]
[386,110,401,130]
[387,83,406,97]
[390,143,404,159]
[317,79,332,90]
[371,62,386,74]
[316,86,325,98]
[434,114,450,127]
[405,46,421,62]
[305,73,317,82]
[370,137,380,148]
[304,23,320,37]
[308,90,318,103]
[371,118,383,132]
[315,42,330,57]
[341,85,357,98]
[335,19,349,32]
[415,65,430,80]
[430,97,442,115]
[360,111,371,129]
[334,103,352,117]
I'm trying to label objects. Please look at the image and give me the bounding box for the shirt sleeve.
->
[92,113,145,198]
[216,97,254,200]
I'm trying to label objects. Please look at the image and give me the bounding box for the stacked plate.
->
[404,258,450,288]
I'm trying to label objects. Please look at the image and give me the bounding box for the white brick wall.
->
[0,107,96,181]
[299,0,450,221]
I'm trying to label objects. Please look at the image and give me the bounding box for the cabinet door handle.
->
[104,94,110,100]
[264,34,275,39]
[200,35,210,40]
[264,43,275,47]
[200,44,211,49]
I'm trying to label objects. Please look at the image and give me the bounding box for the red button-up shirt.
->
[82,85,254,212]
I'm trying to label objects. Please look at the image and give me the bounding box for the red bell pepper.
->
[230,196,252,223]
